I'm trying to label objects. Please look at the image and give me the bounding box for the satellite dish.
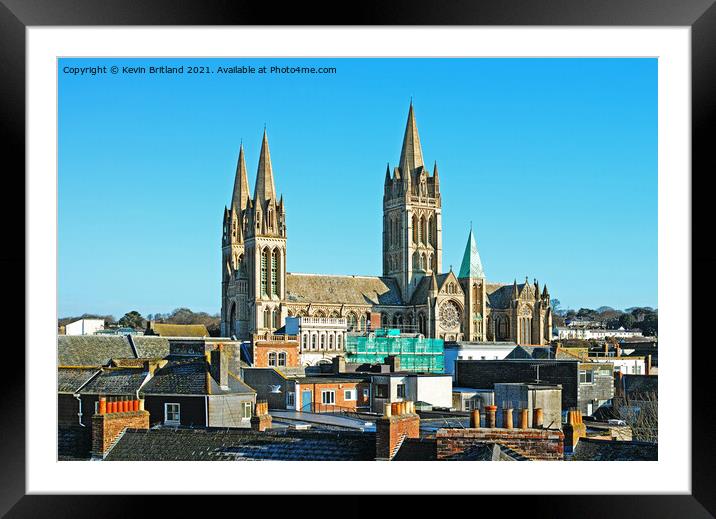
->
[268,385,282,394]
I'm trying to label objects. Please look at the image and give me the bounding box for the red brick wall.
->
[376,414,420,460]
[436,428,564,461]
[253,342,300,368]
[92,410,150,458]
[300,382,365,411]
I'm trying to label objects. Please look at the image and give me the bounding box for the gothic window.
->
[412,215,418,243]
[421,253,427,271]
[256,211,261,230]
[263,307,271,328]
[496,315,510,340]
[330,310,340,318]
[420,216,426,244]
[229,303,236,337]
[427,216,433,245]
[271,249,278,296]
[260,248,269,295]
[314,310,326,318]
[413,251,420,270]
[347,313,357,331]
[272,308,280,329]
[267,208,273,230]
[439,301,461,330]
[381,312,388,327]
[360,315,367,331]
[418,313,426,335]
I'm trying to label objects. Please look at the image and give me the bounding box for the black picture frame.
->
[2,0,713,516]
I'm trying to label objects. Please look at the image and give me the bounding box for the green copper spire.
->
[458,226,485,279]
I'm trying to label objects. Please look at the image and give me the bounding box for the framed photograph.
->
[3,0,713,515]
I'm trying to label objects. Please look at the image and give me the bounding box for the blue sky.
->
[58,58,657,318]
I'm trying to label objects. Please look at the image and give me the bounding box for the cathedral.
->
[221,102,552,345]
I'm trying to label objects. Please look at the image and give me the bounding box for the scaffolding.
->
[344,328,445,373]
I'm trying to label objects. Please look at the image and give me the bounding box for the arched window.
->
[347,313,357,331]
[229,303,236,337]
[314,310,326,318]
[328,334,334,350]
[302,334,308,350]
[421,253,427,271]
[320,335,325,350]
[413,251,420,270]
[418,313,426,335]
[311,334,317,350]
[268,352,277,366]
[360,315,367,331]
[267,208,273,231]
[337,334,342,349]
[256,211,261,230]
[420,216,426,244]
[263,307,271,328]
[277,352,286,367]
[381,312,388,327]
[427,253,433,272]
[260,248,269,295]
[412,215,419,243]
[329,310,340,318]
[271,249,278,296]
[272,308,280,329]
[427,216,433,245]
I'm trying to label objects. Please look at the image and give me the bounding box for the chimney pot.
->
[502,408,513,429]
[519,408,529,429]
[470,409,481,428]
[532,408,544,428]
[138,398,145,411]
[485,405,497,428]
[98,396,106,415]
[384,402,392,417]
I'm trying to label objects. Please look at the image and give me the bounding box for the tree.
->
[118,310,145,330]
[615,390,658,443]
[619,313,636,330]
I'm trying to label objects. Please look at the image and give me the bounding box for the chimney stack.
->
[532,408,544,428]
[563,408,587,451]
[485,405,497,428]
[375,400,420,460]
[250,400,272,431]
[210,347,228,388]
[91,396,149,458]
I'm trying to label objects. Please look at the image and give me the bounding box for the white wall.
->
[412,375,453,408]
[65,318,104,335]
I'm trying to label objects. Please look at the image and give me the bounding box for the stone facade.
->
[221,103,551,345]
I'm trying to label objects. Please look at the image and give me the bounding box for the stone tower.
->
[383,102,443,302]
[244,129,287,337]
[221,143,251,338]
[458,226,488,342]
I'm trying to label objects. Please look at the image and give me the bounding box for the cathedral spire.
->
[398,100,424,178]
[231,142,250,212]
[254,128,277,203]
[458,226,485,279]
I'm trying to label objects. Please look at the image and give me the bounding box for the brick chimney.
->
[250,400,272,432]
[375,400,420,460]
[562,408,587,451]
[210,346,228,388]
[92,396,149,458]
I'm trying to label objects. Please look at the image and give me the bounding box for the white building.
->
[555,326,643,341]
[65,318,105,336]
[443,342,517,379]
[285,316,348,367]
[589,356,646,375]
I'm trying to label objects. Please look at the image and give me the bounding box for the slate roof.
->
[506,345,577,360]
[140,356,255,396]
[286,273,403,306]
[572,438,658,461]
[485,283,514,309]
[147,323,209,337]
[58,426,92,461]
[103,427,376,461]
[442,442,528,461]
[393,437,437,460]
[79,368,148,395]
[57,367,101,393]
[58,335,135,367]
[408,276,433,305]
[131,336,170,358]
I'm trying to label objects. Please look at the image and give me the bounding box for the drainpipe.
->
[74,394,85,427]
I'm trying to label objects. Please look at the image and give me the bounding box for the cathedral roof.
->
[485,283,514,309]
[285,273,403,306]
[458,227,485,279]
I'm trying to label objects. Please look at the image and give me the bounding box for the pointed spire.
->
[254,128,277,203]
[542,284,549,298]
[512,279,519,298]
[231,142,250,212]
[399,100,424,178]
[384,163,391,185]
[458,227,485,279]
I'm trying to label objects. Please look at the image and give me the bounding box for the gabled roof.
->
[79,367,148,395]
[485,283,513,309]
[58,335,135,367]
[104,428,376,461]
[140,356,255,396]
[57,367,101,393]
[131,336,170,358]
[286,273,403,306]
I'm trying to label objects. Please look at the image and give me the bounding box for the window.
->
[347,313,357,331]
[287,392,295,407]
[271,250,278,295]
[260,249,268,294]
[321,390,336,405]
[302,334,308,350]
[362,388,370,399]
[164,403,180,425]
[464,399,472,411]
[375,384,389,398]
[241,401,252,419]
[396,384,406,399]
[360,315,367,331]
[344,389,357,401]
[264,307,271,329]
[320,335,325,350]
[272,308,280,329]
[337,334,342,350]
[328,334,334,350]
[579,370,594,384]
[311,334,317,350]
[268,352,277,366]
[278,352,287,367]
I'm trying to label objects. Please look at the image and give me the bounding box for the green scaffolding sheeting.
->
[344,330,445,373]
